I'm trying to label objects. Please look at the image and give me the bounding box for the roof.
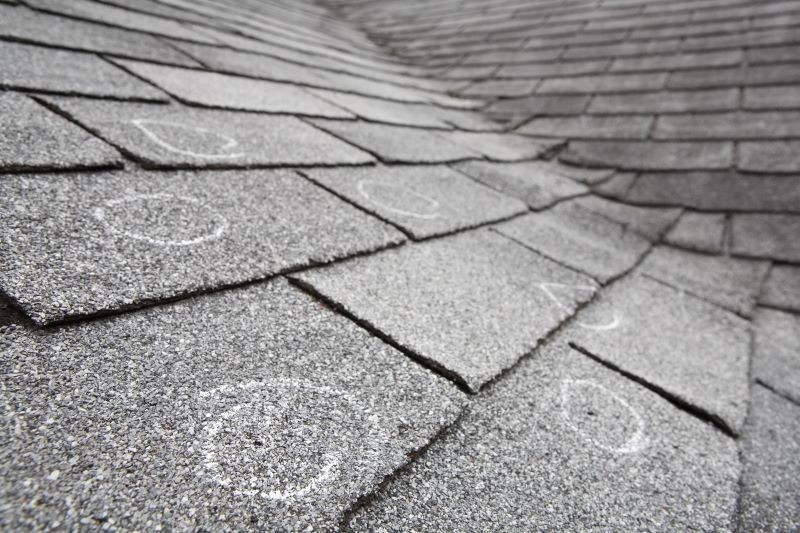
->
[0,0,798,530]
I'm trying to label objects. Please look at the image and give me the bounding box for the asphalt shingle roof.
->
[1,0,799,530]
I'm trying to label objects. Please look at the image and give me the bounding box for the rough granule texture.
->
[565,275,750,435]
[304,165,527,239]
[294,230,597,392]
[0,170,404,324]
[0,280,464,531]
[350,342,739,531]
[0,93,121,171]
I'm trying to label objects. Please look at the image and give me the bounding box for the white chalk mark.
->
[356,180,441,219]
[560,379,648,454]
[93,193,228,246]
[539,282,620,330]
[198,378,372,502]
[131,118,246,159]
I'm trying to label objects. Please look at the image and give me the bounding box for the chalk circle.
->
[356,180,441,219]
[198,379,381,501]
[539,282,621,331]
[131,118,246,159]
[93,193,228,246]
[560,379,649,454]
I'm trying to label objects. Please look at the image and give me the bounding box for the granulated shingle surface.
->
[0,0,799,528]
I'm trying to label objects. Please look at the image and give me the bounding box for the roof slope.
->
[0,0,798,530]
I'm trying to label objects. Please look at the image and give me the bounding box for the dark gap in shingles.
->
[568,342,738,438]
[754,378,800,408]
[287,276,475,395]
[336,410,467,531]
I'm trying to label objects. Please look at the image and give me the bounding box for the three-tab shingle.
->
[0,170,404,324]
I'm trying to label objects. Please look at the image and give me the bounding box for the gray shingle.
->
[454,160,589,209]
[495,202,651,283]
[625,172,800,212]
[731,214,800,262]
[350,342,739,531]
[292,230,597,392]
[0,93,121,172]
[537,73,668,94]
[43,97,374,168]
[743,86,800,110]
[26,0,216,44]
[303,165,527,239]
[441,131,555,161]
[669,64,800,89]
[0,170,404,325]
[566,274,751,435]
[571,195,681,240]
[517,115,652,139]
[665,212,726,253]
[485,94,590,119]
[739,141,800,173]
[641,246,769,317]
[0,279,464,530]
[654,112,800,139]
[760,265,800,312]
[560,141,734,170]
[588,88,739,114]
[308,89,451,128]
[0,4,200,66]
[754,309,800,404]
[308,120,480,163]
[738,385,800,532]
[112,60,354,118]
[0,41,166,100]
[610,50,742,73]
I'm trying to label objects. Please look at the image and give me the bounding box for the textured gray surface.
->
[309,120,481,163]
[571,196,681,241]
[0,93,121,172]
[454,160,589,209]
[44,97,374,168]
[731,214,800,262]
[0,4,200,67]
[738,385,800,532]
[0,170,404,325]
[0,280,465,530]
[113,60,354,118]
[665,212,726,253]
[0,41,166,100]
[303,165,527,239]
[754,309,800,404]
[640,246,769,317]
[350,342,740,532]
[442,131,554,161]
[293,230,596,392]
[565,275,751,435]
[760,265,800,312]
[495,201,651,283]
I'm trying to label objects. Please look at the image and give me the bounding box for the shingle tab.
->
[43,97,374,168]
[454,160,589,209]
[739,141,800,173]
[495,202,651,283]
[0,170,404,325]
[0,4,200,66]
[738,386,800,531]
[112,60,354,118]
[350,342,739,531]
[0,279,464,530]
[303,165,526,239]
[293,230,597,392]
[518,115,652,139]
[760,265,800,312]
[731,214,800,262]
[588,88,739,114]
[654,112,800,139]
[641,246,769,317]
[566,274,751,434]
[561,141,734,170]
[665,212,726,253]
[308,119,481,163]
[754,309,800,404]
[0,93,121,172]
[0,41,166,100]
